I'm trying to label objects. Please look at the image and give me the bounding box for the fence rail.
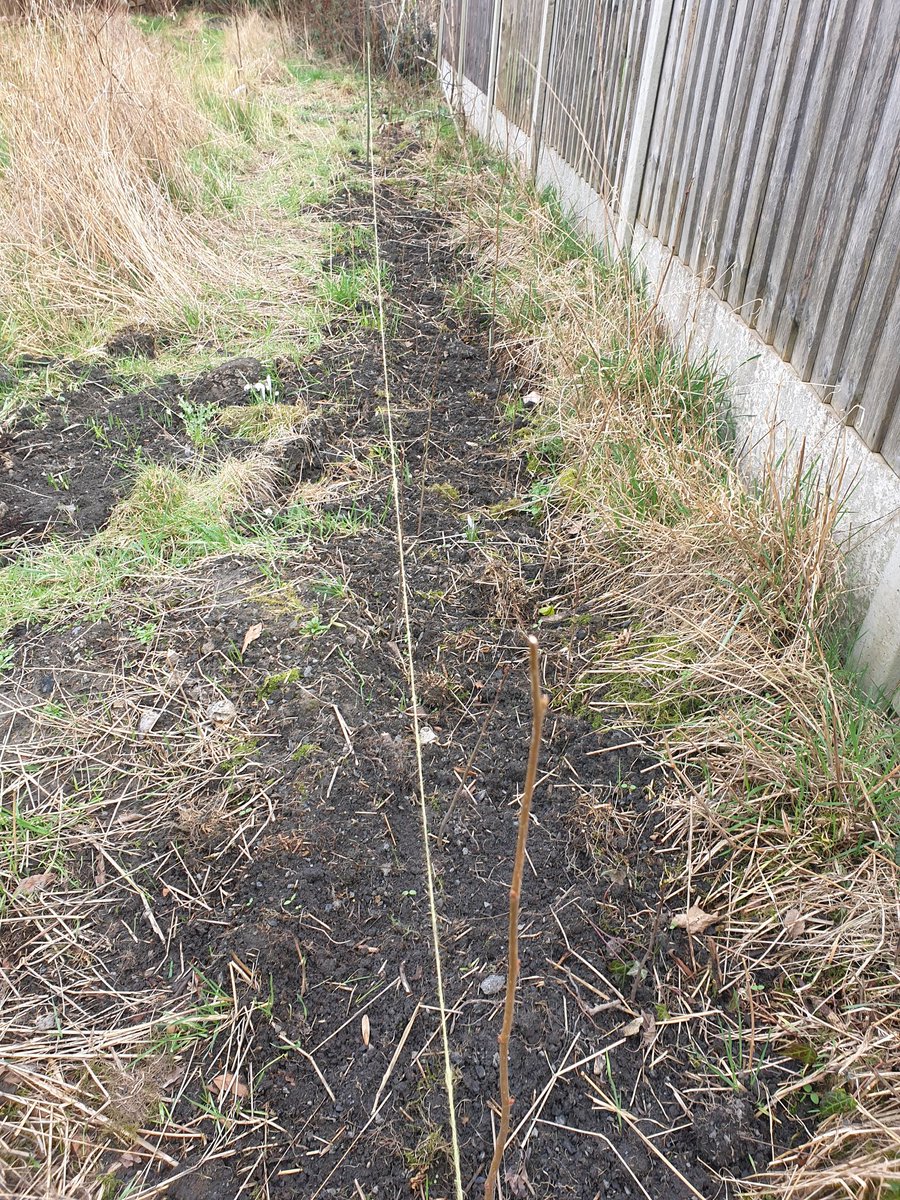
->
[441,0,900,477]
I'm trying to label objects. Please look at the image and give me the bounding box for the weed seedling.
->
[179,397,219,447]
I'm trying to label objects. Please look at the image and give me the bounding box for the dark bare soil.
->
[1,143,809,1198]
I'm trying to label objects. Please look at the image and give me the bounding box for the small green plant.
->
[290,742,320,762]
[299,613,328,637]
[45,470,71,492]
[801,1083,857,1118]
[179,397,219,448]
[86,416,113,448]
[527,479,552,519]
[311,575,345,598]
[257,668,302,701]
[605,1052,624,1132]
[129,620,159,646]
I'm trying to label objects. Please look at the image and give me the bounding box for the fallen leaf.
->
[622,1015,643,1037]
[783,907,806,938]
[0,1067,27,1094]
[505,1162,532,1198]
[671,904,718,935]
[158,1062,184,1089]
[640,1009,657,1048]
[137,708,162,734]
[361,1014,370,1047]
[211,1072,248,1100]
[164,668,187,692]
[17,872,56,896]
[241,623,263,655]
[205,699,237,725]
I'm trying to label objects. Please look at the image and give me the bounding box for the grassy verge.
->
[408,110,900,1198]
[0,5,367,364]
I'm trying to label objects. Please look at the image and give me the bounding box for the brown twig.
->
[484,635,548,1200]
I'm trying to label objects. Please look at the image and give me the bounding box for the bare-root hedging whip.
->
[485,634,548,1200]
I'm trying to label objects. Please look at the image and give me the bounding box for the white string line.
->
[364,49,464,1200]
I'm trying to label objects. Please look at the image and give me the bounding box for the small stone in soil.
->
[480,973,506,996]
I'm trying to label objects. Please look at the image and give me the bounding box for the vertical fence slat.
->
[754,1,868,350]
[530,0,557,176]
[702,0,787,298]
[877,336,900,476]
[664,0,734,261]
[829,170,900,436]
[638,0,693,230]
[740,1,841,330]
[679,0,746,275]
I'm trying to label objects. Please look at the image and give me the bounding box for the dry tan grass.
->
[223,8,290,87]
[0,648,275,1197]
[417,124,900,1198]
[0,4,229,350]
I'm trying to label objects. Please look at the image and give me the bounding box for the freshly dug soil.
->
[1,141,809,1199]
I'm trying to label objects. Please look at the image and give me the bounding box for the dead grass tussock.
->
[0,5,228,350]
[223,9,290,87]
[0,7,354,359]
[419,123,900,1197]
[218,400,311,442]
[0,651,274,1197]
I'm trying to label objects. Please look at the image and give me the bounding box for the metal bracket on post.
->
[615,0,673,249]
[530,0,558,182]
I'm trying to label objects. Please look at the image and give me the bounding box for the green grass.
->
[317,258,387,329]
[0,454,386,637]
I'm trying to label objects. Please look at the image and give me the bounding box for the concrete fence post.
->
[615,0,674,248]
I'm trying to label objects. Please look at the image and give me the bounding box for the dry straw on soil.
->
[420,125,900,1198]
[0,638,277,1198]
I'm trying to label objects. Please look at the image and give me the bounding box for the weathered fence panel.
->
[460,0,494,91]
[440,0,462,66]
[494,0,544,130]
[541,0,650,197]
[637,0,900,467]
[444,0,900,476]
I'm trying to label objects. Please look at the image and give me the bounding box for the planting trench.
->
[0,141,811,1199]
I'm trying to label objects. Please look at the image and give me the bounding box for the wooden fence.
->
[440,0,900,477]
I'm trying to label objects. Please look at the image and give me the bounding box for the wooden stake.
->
[484,635,548,1200]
